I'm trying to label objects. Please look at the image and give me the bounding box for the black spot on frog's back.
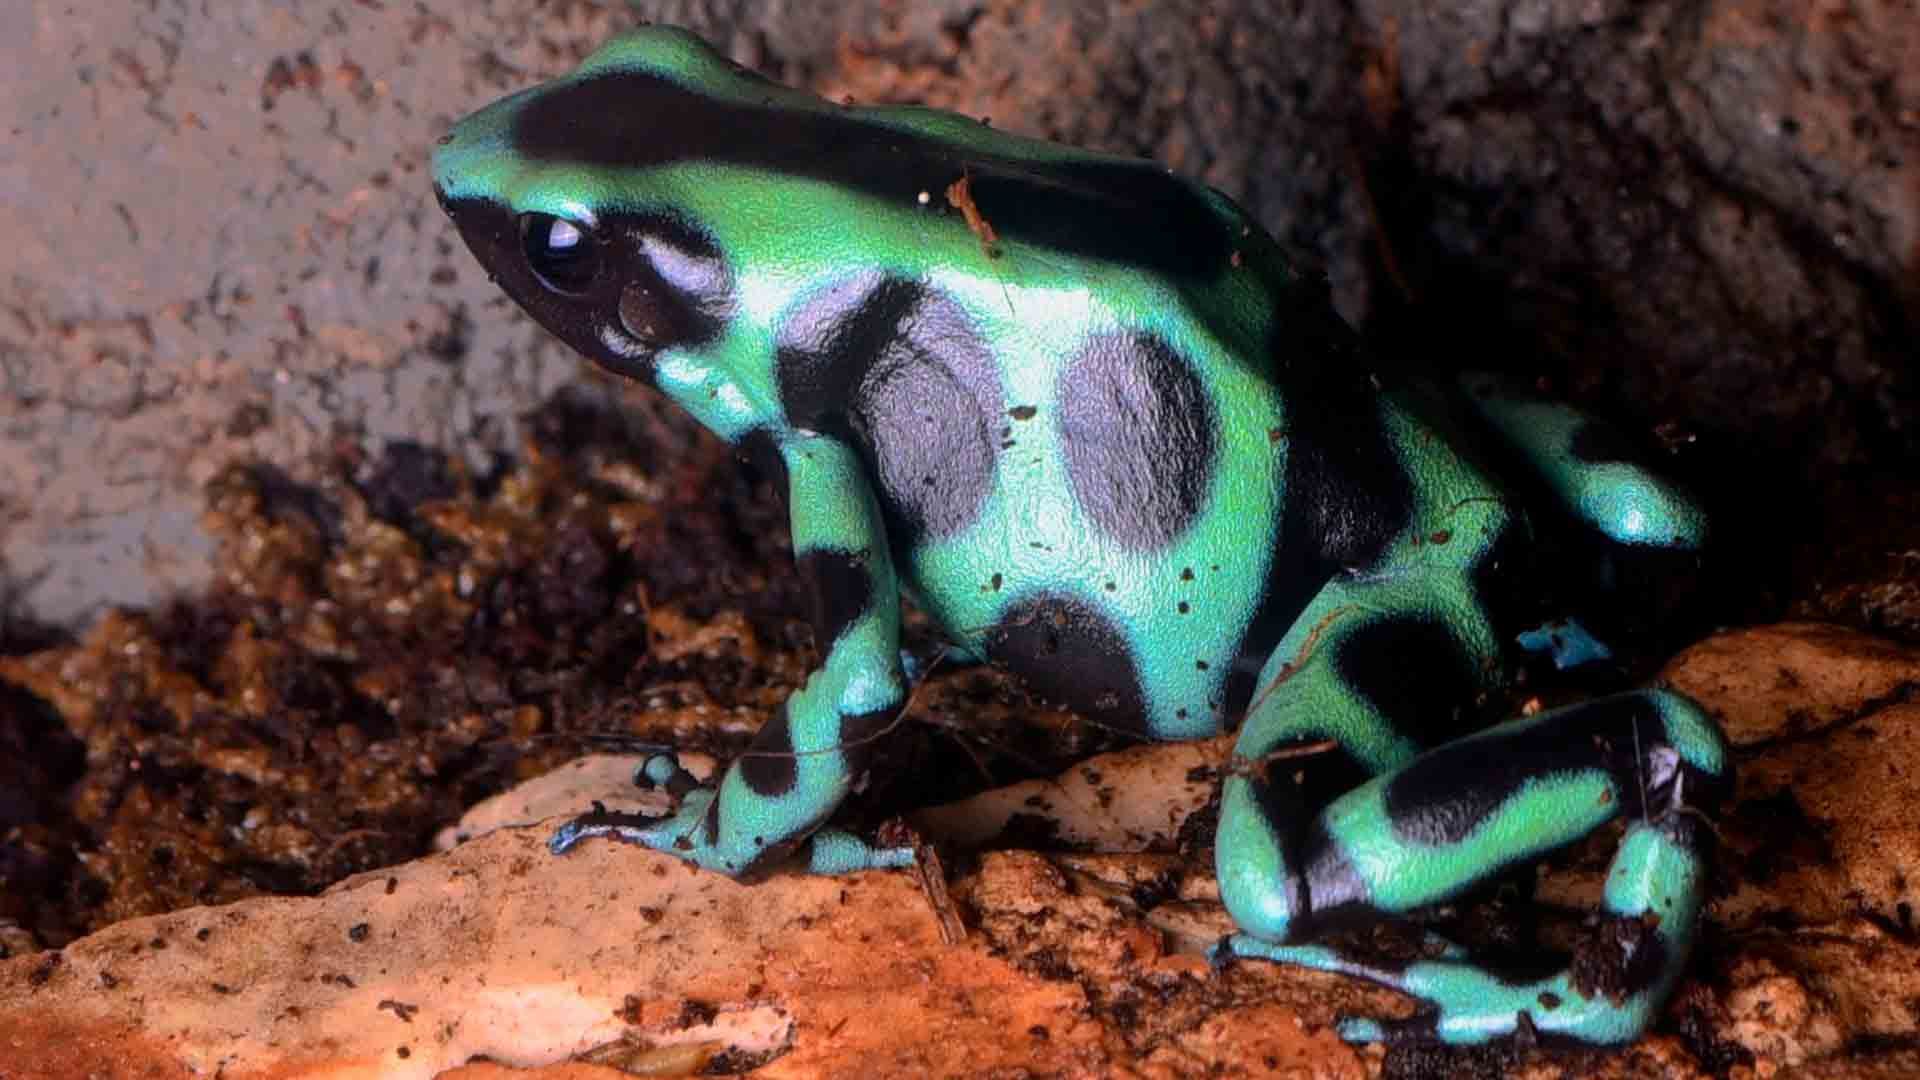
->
[1057,333,1217,551]
[985,592,1150,737]
[776,274,1003,546]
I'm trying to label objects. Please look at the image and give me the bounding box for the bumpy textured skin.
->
[434,26,1729,1047]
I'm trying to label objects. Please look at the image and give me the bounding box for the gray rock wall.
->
[4,0,1914,630]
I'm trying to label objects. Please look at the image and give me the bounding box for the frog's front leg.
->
[551,434,912,878]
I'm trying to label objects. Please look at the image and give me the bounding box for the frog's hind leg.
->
[1217,684,1731,1046]
[1213,425,1729,1046]
[1214,561,1504,957]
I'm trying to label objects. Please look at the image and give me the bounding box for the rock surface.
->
[4,622,1919,1077]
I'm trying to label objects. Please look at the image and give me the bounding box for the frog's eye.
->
[519,213,600,294]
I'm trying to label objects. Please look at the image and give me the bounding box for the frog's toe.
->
[1208,933,1389,982]
[548,787,715,857]
[1332,1011,1507,1048]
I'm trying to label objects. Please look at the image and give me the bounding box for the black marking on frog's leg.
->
[1244,726,1375,859]
[699,790,724,849]
[797,548,874,652]
[1058,332,1217,550]
[776,274,1003,545]
[1383,694,1662,847]
[738,703,801,798]
[1333,618,1482,748]
[733,698,896,802]
[506,69,1239,282]
[734,426,790,487]
[1217,608,1486,944]
[1224,390,1415,715]
[836,705,896,753]
[1291,404,1418,572]
[1285,818,1375,937]
[984,591,1150,737]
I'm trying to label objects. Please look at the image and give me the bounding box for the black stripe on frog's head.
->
[431,176,735,383]
[441,25,1243,289]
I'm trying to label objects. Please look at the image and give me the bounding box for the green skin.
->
[433,26,1730,1048]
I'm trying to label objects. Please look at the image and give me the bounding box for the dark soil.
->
[0,385,1093,953]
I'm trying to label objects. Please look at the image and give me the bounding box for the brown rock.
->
[9,622,1920,1077]
[1662,622,1920,745]
[0,827,1120,1078]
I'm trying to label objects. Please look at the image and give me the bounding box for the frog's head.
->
[431,27,779,384]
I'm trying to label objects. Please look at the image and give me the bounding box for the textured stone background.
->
[4,0,1915,631]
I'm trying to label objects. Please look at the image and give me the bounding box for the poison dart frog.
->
[433,25,1730,1047]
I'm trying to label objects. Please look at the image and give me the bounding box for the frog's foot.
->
[1214,932,1665,1046]
[549,757,913,878]
[1325,959,1668,1048]
[543,751,713,863]
[800,826,918,875]
[1214,819,1711,1047]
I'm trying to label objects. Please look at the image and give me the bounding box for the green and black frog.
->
[433,25,1729,1048]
